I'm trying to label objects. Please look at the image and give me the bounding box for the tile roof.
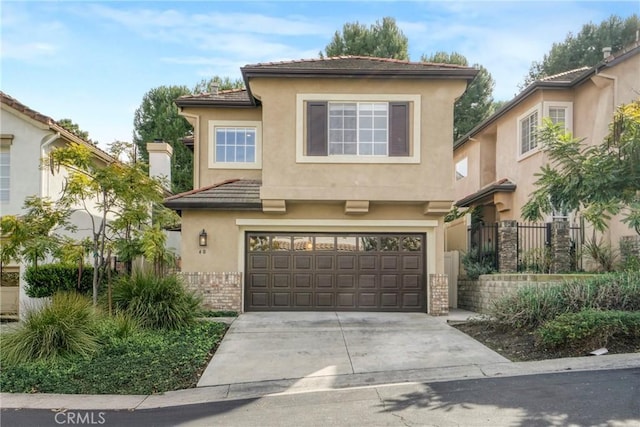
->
[176,88,252,106]
[0,91,116,163]
[455,178,516,207]
[242,56,473,72]
[164,179,262,210]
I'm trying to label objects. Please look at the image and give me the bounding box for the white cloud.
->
[0,4,67,61]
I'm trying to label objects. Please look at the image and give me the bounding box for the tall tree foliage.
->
[322,17,409,59]
[421,51,495,140]
[133,86,193,194]
[522,100,640,235]
[522,14,639,88]
[133,77,245,194]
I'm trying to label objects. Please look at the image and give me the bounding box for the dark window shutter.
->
[307,102,328,156]
[389,102,410,156]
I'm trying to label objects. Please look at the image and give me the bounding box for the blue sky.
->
[2,1,638,148]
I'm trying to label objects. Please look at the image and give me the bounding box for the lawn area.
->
[0,320,227,395]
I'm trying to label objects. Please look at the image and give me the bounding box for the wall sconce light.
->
[199,229,208,247]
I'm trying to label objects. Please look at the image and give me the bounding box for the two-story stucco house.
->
[448,43,640,260]
[166,56,477,313]
[0,92,117,314]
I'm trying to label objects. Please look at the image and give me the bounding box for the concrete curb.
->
[2,353,638,411]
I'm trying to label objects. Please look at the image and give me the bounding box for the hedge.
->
[536,309,640,351]
[24,264,94,298]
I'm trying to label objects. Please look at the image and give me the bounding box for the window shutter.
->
[307,102,328,156]
[389,102,409,157]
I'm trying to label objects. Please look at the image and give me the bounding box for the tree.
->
[322,17,409,60]
[133,85,193,194]
[50,141,172,304]
[522,14,639,88]
[522,100,640,235]
[421,51,495,140]
[0,197,70,269]
[58,119,94,144]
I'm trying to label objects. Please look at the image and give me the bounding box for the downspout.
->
[40,132,60,198]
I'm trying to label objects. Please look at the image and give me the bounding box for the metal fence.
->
[468,221,584,273]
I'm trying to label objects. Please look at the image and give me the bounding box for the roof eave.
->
[175,99,256,108]
[453,80,574,150]
[163,201,262,210]
[455,183,517,207]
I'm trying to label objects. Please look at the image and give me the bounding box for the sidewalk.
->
[1,309,638,411]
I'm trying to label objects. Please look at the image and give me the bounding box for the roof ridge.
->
[245,55,471,69]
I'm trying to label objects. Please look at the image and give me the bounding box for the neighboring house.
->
[166,56,477,313]
[448,42,640,259]
[0,92,117,314]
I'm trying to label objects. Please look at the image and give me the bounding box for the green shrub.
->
[490,271,640,329]
[0,292,99,365]
[111,272,202,330]
[95,311,140,341]
[462,247,496,280]
[0,321,227,394]
[24,264,94,297]
[536,309,640,351]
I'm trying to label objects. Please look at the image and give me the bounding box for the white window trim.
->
[296,93,421,164]
[517,104,542,161]
[0,140,11,203]
[455,157,468,181]
[543,101,573,133]
[208,120,262,169]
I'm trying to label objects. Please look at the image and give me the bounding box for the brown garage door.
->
[245,233,426,312]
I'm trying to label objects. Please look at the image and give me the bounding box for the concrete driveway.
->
[198,311,509,388]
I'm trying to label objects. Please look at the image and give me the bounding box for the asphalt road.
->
[3,368,639,427]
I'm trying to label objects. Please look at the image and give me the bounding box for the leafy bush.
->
[111,272,202,330]
[462,247,496,280]
[24,264,93,297]
[0,321,227,394]
[536,309,640,351]
[490,271,640,329]
[518,247,551,273]
[583,238,618,272]
[1,292,99,365]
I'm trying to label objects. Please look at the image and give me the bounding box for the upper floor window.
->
[520,110,538,156]
[329,102,389,156]
[297,94,421,164]
[208,121,262,169]
[455,157,468,181]
[543,101,573,133]
[216,127,256,163]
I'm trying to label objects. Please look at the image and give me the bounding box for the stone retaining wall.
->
[179,272,242,312]
[458,274,596,314]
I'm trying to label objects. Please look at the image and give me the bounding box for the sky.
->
[1,0,638,149]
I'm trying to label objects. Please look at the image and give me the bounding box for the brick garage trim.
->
[179,272,242,312]
[429,274,449,316]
